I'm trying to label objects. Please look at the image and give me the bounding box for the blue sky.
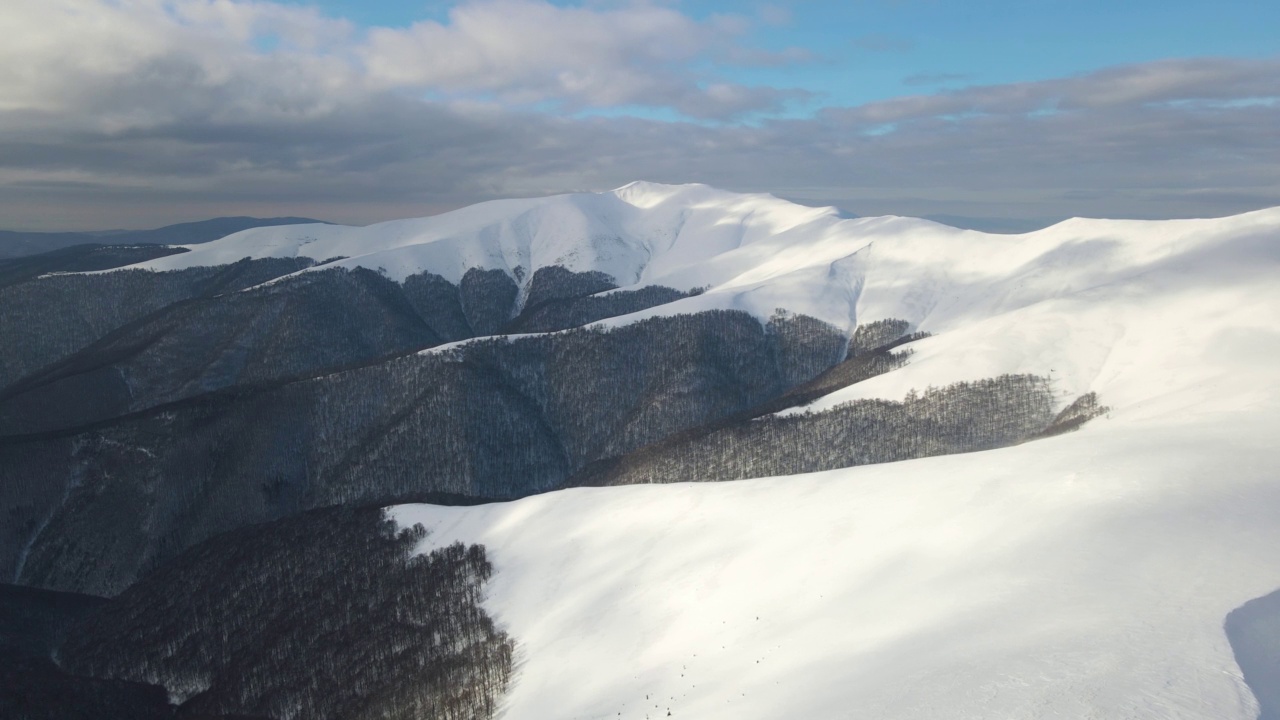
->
[1,0,1277,230]
[289,0,1280,115]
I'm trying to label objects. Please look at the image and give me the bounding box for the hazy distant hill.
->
[0,216,325,259]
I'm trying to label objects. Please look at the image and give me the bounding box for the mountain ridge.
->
[82,183,1280,413]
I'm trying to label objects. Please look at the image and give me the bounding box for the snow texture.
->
[378,187,1280,719]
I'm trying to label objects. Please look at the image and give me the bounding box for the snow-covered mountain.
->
[117,181,1280,410]
[3,183,1279,719]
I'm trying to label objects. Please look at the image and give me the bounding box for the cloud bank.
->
[1,0,1277,230]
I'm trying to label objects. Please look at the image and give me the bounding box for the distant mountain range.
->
[2,184,1277,720]
[0,216,326,259]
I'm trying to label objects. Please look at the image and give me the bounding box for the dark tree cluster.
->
[564,319,928,488]
[454,268,520,336]
[0,267,446,435]
[57,507,513,720]
[845,318,931,358]
[1033,391,1109,437]
[575,374,1060,486]
[521,265,618,310]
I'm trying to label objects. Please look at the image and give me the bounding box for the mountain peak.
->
[610,180,714,208]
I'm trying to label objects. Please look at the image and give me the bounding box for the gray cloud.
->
[832,57,1280,123]
[0,1,1276,230]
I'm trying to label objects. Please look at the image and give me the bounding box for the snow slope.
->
[391,414,1280,720]
[381,195,1280,719]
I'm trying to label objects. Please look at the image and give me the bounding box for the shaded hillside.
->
[1,310,849,595]
[0,266,701,435]
[59,506,512,720]
[0,584,179,720]
[0,258,317,389]
[0,583,106,660]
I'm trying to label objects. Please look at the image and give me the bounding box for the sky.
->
[1,0,1277,231]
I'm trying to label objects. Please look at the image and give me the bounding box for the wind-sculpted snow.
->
[1227,589,1280,720]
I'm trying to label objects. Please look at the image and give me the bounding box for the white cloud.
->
[357,0,804,117]
[0,0,801,124]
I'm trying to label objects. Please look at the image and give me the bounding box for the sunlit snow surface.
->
[112,184,1280,717]
[396,187,1280,719]
[391,417,1280,720]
